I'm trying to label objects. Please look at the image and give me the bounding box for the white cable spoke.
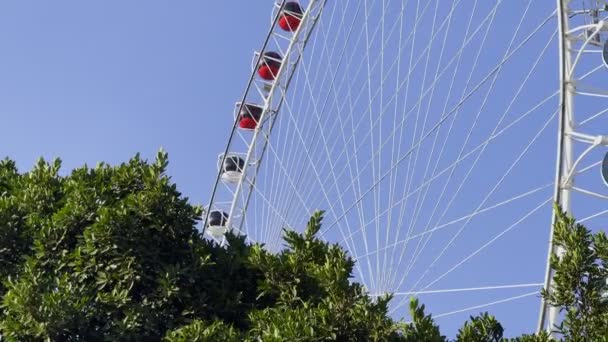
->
[310,6,555,194]
[318,11,557,235]
[404,108,557,295]
[372,283,544,297]
[391,0,506,292]
[579,99,608,126]
[338,91,558,245]
[283,8,372,283]
[270,0,376,264]
[263,1,352,242]
[387,0,447,292]
[355,182,553,261]
[381,0,416,293]
[323,41,556,237]
[579,209,608,223]
[298,0,434,212]
[246,179,296,233]
[394,24,558,293]
[419,197,552,292]
[429,292,539,319]
[269,0,366,232]
[572,186,608,200]
[299,0,464,204]
[270,68,372,283]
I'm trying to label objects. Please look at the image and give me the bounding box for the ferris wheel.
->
[203,0,608,335]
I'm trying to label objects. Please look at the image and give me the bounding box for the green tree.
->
[0,158,62,298]
[541,205,608,341]
[0,153,402,341]
[0,152,263,340]
[398,298,445,342]
[455,312,503,342]
[1,153,606,341]
[165,211,402,341]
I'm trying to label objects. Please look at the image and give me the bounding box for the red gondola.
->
[279,2,304,32]
[258,51,282,81]
[238,103,263,130]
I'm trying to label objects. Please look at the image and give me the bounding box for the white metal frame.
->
[539,0,608,335]
[203,0,326,238]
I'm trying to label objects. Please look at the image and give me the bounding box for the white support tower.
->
[539,0,608,335]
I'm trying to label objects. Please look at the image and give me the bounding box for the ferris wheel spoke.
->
[364,0,380,291]
[380,2,428,289]
[399,109,557,299]
[378,282,544,297]
[410,291,540,320]
[288,0,414,286]
[579,208,608,223]
[388,109,555,304]
[324,7,556,238]
[355,182,554,262]
[579,102,608,126]
[384,0,455,292]
[277,49,371,278]
[295,0,394,207]
[258,5,338,242]
[269,79,373,281]
[258,140,312,234]
[390,196,551,312]
[248,179,297,229]
[336,91,557,253]
[312,10,557,228]
[394,24,558,292]
[304,0,428,282]
[301,0,453,197]
[259,64,311,244]
[299,7,373,261]
[387,0,501,292]
[381,0,417,292]
[416,196,552,294]
[319,0,501,174]
[572,186,608,200]
[266,0,364,234]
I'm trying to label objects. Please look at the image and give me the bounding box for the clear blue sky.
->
[1,1,604,338]
[0,1,269,208]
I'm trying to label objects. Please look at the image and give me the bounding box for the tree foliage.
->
[541,205,608,341]
[455,312,503,342]
[0,153,606,341]
[0,153,400,341]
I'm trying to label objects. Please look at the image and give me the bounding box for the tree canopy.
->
[0,152,605,341]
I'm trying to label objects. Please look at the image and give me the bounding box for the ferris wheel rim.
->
[203,0,327,236]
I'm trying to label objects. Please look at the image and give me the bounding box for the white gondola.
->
[205,210,229,240]
[218,153,246,184]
